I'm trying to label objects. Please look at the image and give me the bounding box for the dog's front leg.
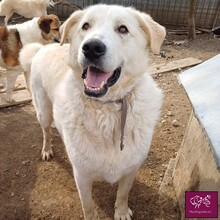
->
[33,90,53,161]
[41,126,53,160]
[4,12,13,25]
[114,170,137,220]
[6,70,20,102]
[74,173,99,220]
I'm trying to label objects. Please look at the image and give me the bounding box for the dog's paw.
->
[114,208,132,220]
[41,149,54,161]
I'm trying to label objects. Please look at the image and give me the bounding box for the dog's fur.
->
[0,0,55,25]
[20,4,165,220]
[212,26,220,38]
[0,14,60,101]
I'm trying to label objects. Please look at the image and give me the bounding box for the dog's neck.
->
[84,95,128,151]
[9,18,48,45]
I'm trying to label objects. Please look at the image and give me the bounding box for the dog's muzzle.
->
[81,39,121,97]
[82,66,121,98]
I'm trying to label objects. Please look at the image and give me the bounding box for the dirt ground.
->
[0,17,220,220]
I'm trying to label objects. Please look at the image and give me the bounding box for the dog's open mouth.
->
[82,66,121,97]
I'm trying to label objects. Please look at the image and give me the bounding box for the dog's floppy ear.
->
[136,12,166,54]
[38,17,53,34]
[60,10,83,46]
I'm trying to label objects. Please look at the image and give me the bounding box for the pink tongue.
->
[86,66,113,88]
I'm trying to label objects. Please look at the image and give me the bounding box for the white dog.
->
[0,14,60,102]
[0,0,55,25]
[20,4,165,220]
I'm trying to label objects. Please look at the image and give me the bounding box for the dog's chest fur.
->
[53,81,156,183]
[82,99,122,144]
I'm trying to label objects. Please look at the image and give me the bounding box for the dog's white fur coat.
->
[20,4,165,220]
[0,0,54,25]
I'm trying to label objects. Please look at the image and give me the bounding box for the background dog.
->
[0,14,60,102]
[0,0,55,25]
[212,26,220,38]
[20,4,165,220]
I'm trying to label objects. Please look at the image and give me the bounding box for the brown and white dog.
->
[0,0,55,26]
[0,14,60,101]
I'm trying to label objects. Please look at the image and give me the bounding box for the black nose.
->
[82,39,106,61]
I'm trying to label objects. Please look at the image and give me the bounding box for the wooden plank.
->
[167,29,202,35]
[151,57,202,74]
[0,89,31,108]
[0,75,27,93]
[15,75,27,90]
[173,112,220,217]
[196,27,212,33]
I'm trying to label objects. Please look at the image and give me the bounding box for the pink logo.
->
[190,195,211,208]
[185,191,218,218]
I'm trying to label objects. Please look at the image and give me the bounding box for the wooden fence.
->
[48,0,220,29]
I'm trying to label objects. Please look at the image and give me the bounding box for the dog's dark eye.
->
[118,25,129,34]
[82,22,90,30]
